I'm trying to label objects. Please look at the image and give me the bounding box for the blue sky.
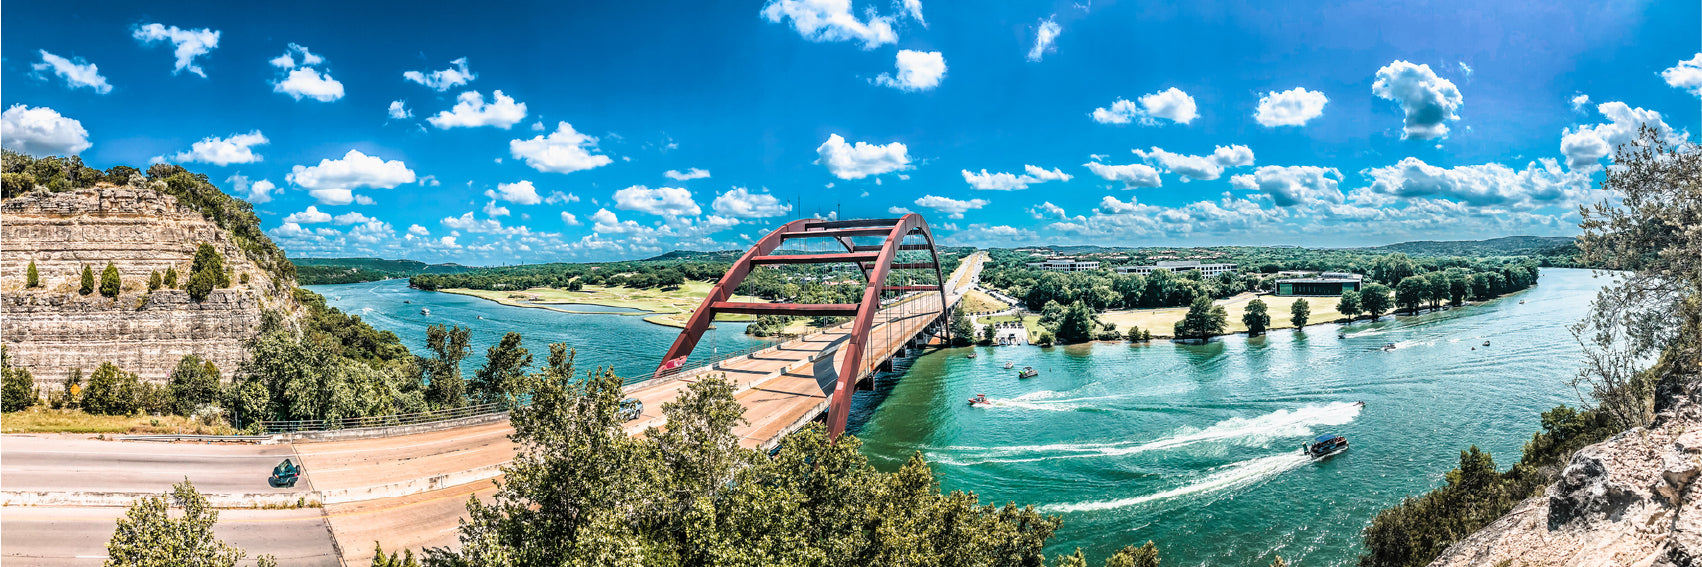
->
[4,0,1698,264]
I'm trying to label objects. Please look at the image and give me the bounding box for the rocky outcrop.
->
[1,186,296,385]
[1429,390,1702,567]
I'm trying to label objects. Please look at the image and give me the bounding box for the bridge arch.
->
[655,214,948,438]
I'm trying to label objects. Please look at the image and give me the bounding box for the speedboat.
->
[1017,366,1038,379]
[1304,434,1350,460]
[967,394,993,408]
[1483,340,1491,347]
[1004,362,1014,370]
[967,353,977,359]
[420,308,431,316]
[1382,343,1396,351]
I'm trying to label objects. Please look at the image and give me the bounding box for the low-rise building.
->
[1026,258,1102,272]
[1116,260,1238,277]
[1274,273,1364,296]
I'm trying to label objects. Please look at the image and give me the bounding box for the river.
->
[311,268,1608,566]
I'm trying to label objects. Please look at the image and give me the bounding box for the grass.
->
[1098,294,1346,337]
[1,407,238,434]
[959,289,1009,315]
[440,281,767,328]
[981,314,1044,343]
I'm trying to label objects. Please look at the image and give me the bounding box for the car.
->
[269,458,302,488]
[618,398,644,421]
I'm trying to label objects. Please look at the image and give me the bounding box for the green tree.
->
[26,260,39,288]
[1173,295,1227,340]
[100,262,122,298]
[1125,326,1144,342]
[80,265,95,295]
[163,267,179,288]
[168,355,221,416]
[1395,276,1425,314]
[1291,298,1311,328]
[1103,542,1161,567]
[1424,272,1450,310]
[1243,298,1271,336]
[185,267,218,301]
[1054,301,1097,344]
[949,307,975,346]
[83,362,140,416]
[2,347,39,412]
[105,480,272,567]
[1338,289,1363,322]
[191,243,230,287]
[372,543,421,567]
[2,171,35,198]
[422,324,471,408]
[56,368,84,409]
[980,321,998,345]
[470,332,532,403]
[1037,330,1055,346]
[1360,283,1392,320]
[147,270,162,291]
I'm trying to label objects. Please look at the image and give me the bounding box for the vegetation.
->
[1360,283,1392,320]
[2,347,39,412]
[148,270,162,291]
[949,307,975,346]
[1291,298,1310,328]
[1242,298,1271,336]
[186,243,229,301]
[26,260,39,288]
[1173,296,1227,340]
[1339,290,1363,321]
[105,480,276,567]
[82,362,142,415]
[422,324,471,409]
[372,543,422,567]
[163,267,178,288]
[167,355,221,416]
[80,265,95,295]
[1054,301,1099,344]
[294,257,470,285]
[100,262,121,298]
[469,332,532,404]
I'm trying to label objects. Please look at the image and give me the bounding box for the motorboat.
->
[967,394,993,408]
[420,308,431,316]
[1304,434,1350,460]
[1483,340,1491,347]
[1382,343,1396,351]
[1004,362,1014,370]
[1017,366,1038,379]
[1519,300,1526,304]
[967,353,977,359]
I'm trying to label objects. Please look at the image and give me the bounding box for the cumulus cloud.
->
[404,57,476,91]
[1083,161,1162,189]
[712,187,791,218]
[814,133,912,179]
[226,176,277,204]
[1254,87,1328,127]
[510,122,613,173]
[664,167,711,181]
[913,195,988,219]
[483,200,510,217]
[1228,165,1343,207]
[1560,101,1682,172]
[333,211,377,225]
[269,43,323,69]
[1,105,91,156]
[1372,60,1463,139]
[961,165,1072,190]
[590,208,648,234]
[1361,157,1588,208]
[1662,54,1702,97]
[1570,94,1592,112]
[560,212,580,226]
[388,100,412,120]
[614,185,701,217]
[167,131,268,165]
[545,191,579,205]
[287,149,416,206]
[1091,87,1197,125]
[1027,17,1061,62]
[873,50,946,92]
[269,44,343,102]
[760,0,898,50]
[32,51,112,94]
[285,206,333,224]
[1133,145,1255,181]
[427,90,527,129]
[131,23,219,77]
[487,180,542,205]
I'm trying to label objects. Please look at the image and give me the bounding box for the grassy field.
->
[959,289,1009,315]
[441,281,766,328]
[1099,294,1345,337]
[982,314,1044,342]
[1,407,237,434]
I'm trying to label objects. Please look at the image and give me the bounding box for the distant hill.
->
[1364,236,1578,258]
[642,250,747,262]
[293,257,471,285]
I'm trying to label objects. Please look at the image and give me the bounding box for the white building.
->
[1026,258,1102,272]
[1116,260,1238,277]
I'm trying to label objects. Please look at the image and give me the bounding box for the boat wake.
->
[935,402,1362,465]
[1038,452,1311,513]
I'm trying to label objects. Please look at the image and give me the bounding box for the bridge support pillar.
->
[857,375,875,391]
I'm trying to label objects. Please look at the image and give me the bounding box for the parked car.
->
[618,398,644,421]
[269,458,302,488]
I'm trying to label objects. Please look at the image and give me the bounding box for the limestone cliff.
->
[1,185,298,385]
[1429,385,1702,566]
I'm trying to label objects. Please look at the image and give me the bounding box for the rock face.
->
[1429,391,1702,567]
[1,186,296,385]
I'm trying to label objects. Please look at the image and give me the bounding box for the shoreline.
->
[434,286,762,330]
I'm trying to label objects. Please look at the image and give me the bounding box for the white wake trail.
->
[1038,453,1311,513]
[938,402,1361,465]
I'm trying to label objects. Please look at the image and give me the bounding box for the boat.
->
[1004,362,1014,370]
[403,300,410,304]
[1304,433,1350,460]
[1519,300,1526,304]
[967,394,993,408]
[420,308,431,316]
[967,353,977,359]
[478,315,484,320]
[1483,340,1491,347]
[1017,366,1038,379]
[1382,343,1396,351]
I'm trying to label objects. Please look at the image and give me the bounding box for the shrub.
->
[51,368,83,409]
[1036,331,1055,346]
[148,270,162,291]
[186,266,219,301]
[169,356,221,416]
[1,171,35,198]
[26,260,39,288]
[80,265,95,295]
[164,267,179,288]
[82,362,141,415]
[2,348,39,412]
[100,262,121,298]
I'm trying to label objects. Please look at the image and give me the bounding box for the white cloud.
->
[961,164,1072,190]
[814,133,912,179]
[388,100,412,119]
[32,51,112,94]
[269,43,324,69]
[287,149,417,206]
[510,122,613,173]
[613,185,701,217]
[167,131,267,165]
[1560,101,1682,172]
[1662,54,1702,97]
[1083,161,1162,189]
[226,175,276,204]
[760,0,898,50]
[664,167,711,181]
[354,194,376,205]
[131,23,219,77]
[1027,17,1061,62]
[1570,94,1592,112]
[487,180,542,205]
[913,195,988,219]
[545,191,579,205]
[419,175,440,187]
[1253,87,1328,127]
[333,211,376,225]
[483,200,511,217]
[1091,87,1197,125]
[560,212,580,226]
[1228,165,1343,207]
[274,68,344,102]
[712,187,791,218]
[873,50,946,92]
[440,212,531,235]
[408,224,431,237]
[285,206,333,224]
[1361,157,1588,208]
[404,57,476,91]
[0,105,91,156]
[888,206,913,215]
[427,90,527,129]
[590,208,647,234]
[1132,145,1255,181]
[1458,61,1473,77]
[1029,201,1066,219]
[1372,60,1463,139]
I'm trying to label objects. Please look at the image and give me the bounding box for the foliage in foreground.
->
[423,350,1160,567]
[104,480,276,567]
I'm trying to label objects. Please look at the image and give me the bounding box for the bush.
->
[1095,329,1123,341]
[2,171,35,198]
[169,356,221,416]
[82,362,141,415]
[1036,331,1055,346]
[186,266,219,301]
[148,270,162,291]
[100,262,121,298]
[51,368,83,409]
[164,267,179,288]
[80,265,95,295]
[2,348,39,412]
[26,260,39,288]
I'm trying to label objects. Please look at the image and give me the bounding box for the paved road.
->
[1,436,309,495]
[2,506,339,566]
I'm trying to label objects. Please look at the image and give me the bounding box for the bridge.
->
[1,215,984,566]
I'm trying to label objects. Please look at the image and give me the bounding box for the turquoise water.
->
[850,268,1608,565]
[305,279,766,379]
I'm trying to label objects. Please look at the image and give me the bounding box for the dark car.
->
[269,458,302,488]
[619,398,644,422]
